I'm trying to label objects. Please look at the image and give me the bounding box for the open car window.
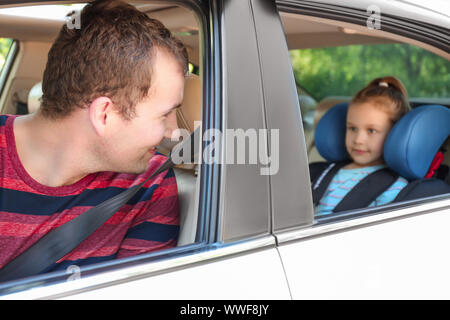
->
[0,1,205,290]
[0,38,13,73]
[278,9,450,223]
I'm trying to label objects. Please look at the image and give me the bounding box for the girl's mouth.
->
[353,149,367,155]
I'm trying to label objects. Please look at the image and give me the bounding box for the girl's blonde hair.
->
[350,76,411,123]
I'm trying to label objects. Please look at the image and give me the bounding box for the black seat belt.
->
[311,161,349,206]
[310,162,400,213]
[333,168,399,212]
[0,127,200,282]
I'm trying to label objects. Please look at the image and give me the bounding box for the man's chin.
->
[112,152,156,175]
[116,161,151,175]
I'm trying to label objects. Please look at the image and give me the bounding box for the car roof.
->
[0,0,448,62]
[303,0,449,28]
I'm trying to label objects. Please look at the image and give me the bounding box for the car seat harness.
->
[310,161,399,213]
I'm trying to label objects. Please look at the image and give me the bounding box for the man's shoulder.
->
[0,114,8,126]
[146,153,170,174]
[141,153,175,185]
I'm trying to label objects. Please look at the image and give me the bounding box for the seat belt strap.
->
[333,168,399,213]
[311,161,349,206]
[0,158,174,283]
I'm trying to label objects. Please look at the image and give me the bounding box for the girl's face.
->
[345,102,394,168]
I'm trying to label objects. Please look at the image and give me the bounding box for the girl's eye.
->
[347,126,357,132]
[368,128,377,134]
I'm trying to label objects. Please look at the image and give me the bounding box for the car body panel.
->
[251,0,314,232]
[62,247,291,300]
[1,237,291,299]
[218,0,272,243]
[278,198,450,299]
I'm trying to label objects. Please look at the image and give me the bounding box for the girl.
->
[315,76,411,215]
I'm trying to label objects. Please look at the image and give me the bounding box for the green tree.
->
[290,44,450,101]
[0,38,13,70]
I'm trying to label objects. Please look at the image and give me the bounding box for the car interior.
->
[0,3,203,248]
[0,1,448,252]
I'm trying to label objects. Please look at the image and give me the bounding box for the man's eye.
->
[163,110,174,118]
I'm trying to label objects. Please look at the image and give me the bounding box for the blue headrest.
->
[315,103,450,180]
[384,105,450,180]
[315,102,350,162]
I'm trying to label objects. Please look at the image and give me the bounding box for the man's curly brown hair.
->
[41,0,188,120]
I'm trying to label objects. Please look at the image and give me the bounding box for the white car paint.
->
[279,202,450,299]
[63,248,291,300]
[2,237,291,300]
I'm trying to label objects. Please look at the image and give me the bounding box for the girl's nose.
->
[354,130,366,144]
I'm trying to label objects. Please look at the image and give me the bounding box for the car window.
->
[0,1,206,290]
[0,38,12,73]
[290,43,450,102]
[0,38,15,97]
[278,9,450,222]
[290,43,450,163]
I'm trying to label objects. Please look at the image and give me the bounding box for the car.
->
[0,0,448,300]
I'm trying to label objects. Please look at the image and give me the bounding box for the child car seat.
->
[310,103,450,212]
[384,105,450,201]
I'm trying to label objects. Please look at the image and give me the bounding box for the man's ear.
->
[89,97,114,136]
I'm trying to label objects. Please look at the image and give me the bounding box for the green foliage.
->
[290,44,450,101]
[0,38,13,70]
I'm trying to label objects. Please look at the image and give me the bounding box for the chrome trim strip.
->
[276,198,450,244]
[0,235,276,300]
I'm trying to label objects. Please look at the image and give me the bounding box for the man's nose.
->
[164,110,179,140]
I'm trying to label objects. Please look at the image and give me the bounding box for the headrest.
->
[314,103,450,180]
[384,105,450,180]
[314,102,349,162]
[28,82,43,114]
[176,73,201,134]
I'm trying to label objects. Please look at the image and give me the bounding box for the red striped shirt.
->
[0,115,179,273]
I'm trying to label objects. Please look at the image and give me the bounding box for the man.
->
[0,0,187,274]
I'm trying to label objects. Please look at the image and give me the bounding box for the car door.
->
[0,0,291,299]
[267,0,450,299]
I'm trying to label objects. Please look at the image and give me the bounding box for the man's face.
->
[101,49,185,174]
[345,102,394,168]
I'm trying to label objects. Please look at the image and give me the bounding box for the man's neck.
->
[13,112,97,187]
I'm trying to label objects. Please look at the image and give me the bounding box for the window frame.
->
[0,0,219,295]
[273,0,450,243]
